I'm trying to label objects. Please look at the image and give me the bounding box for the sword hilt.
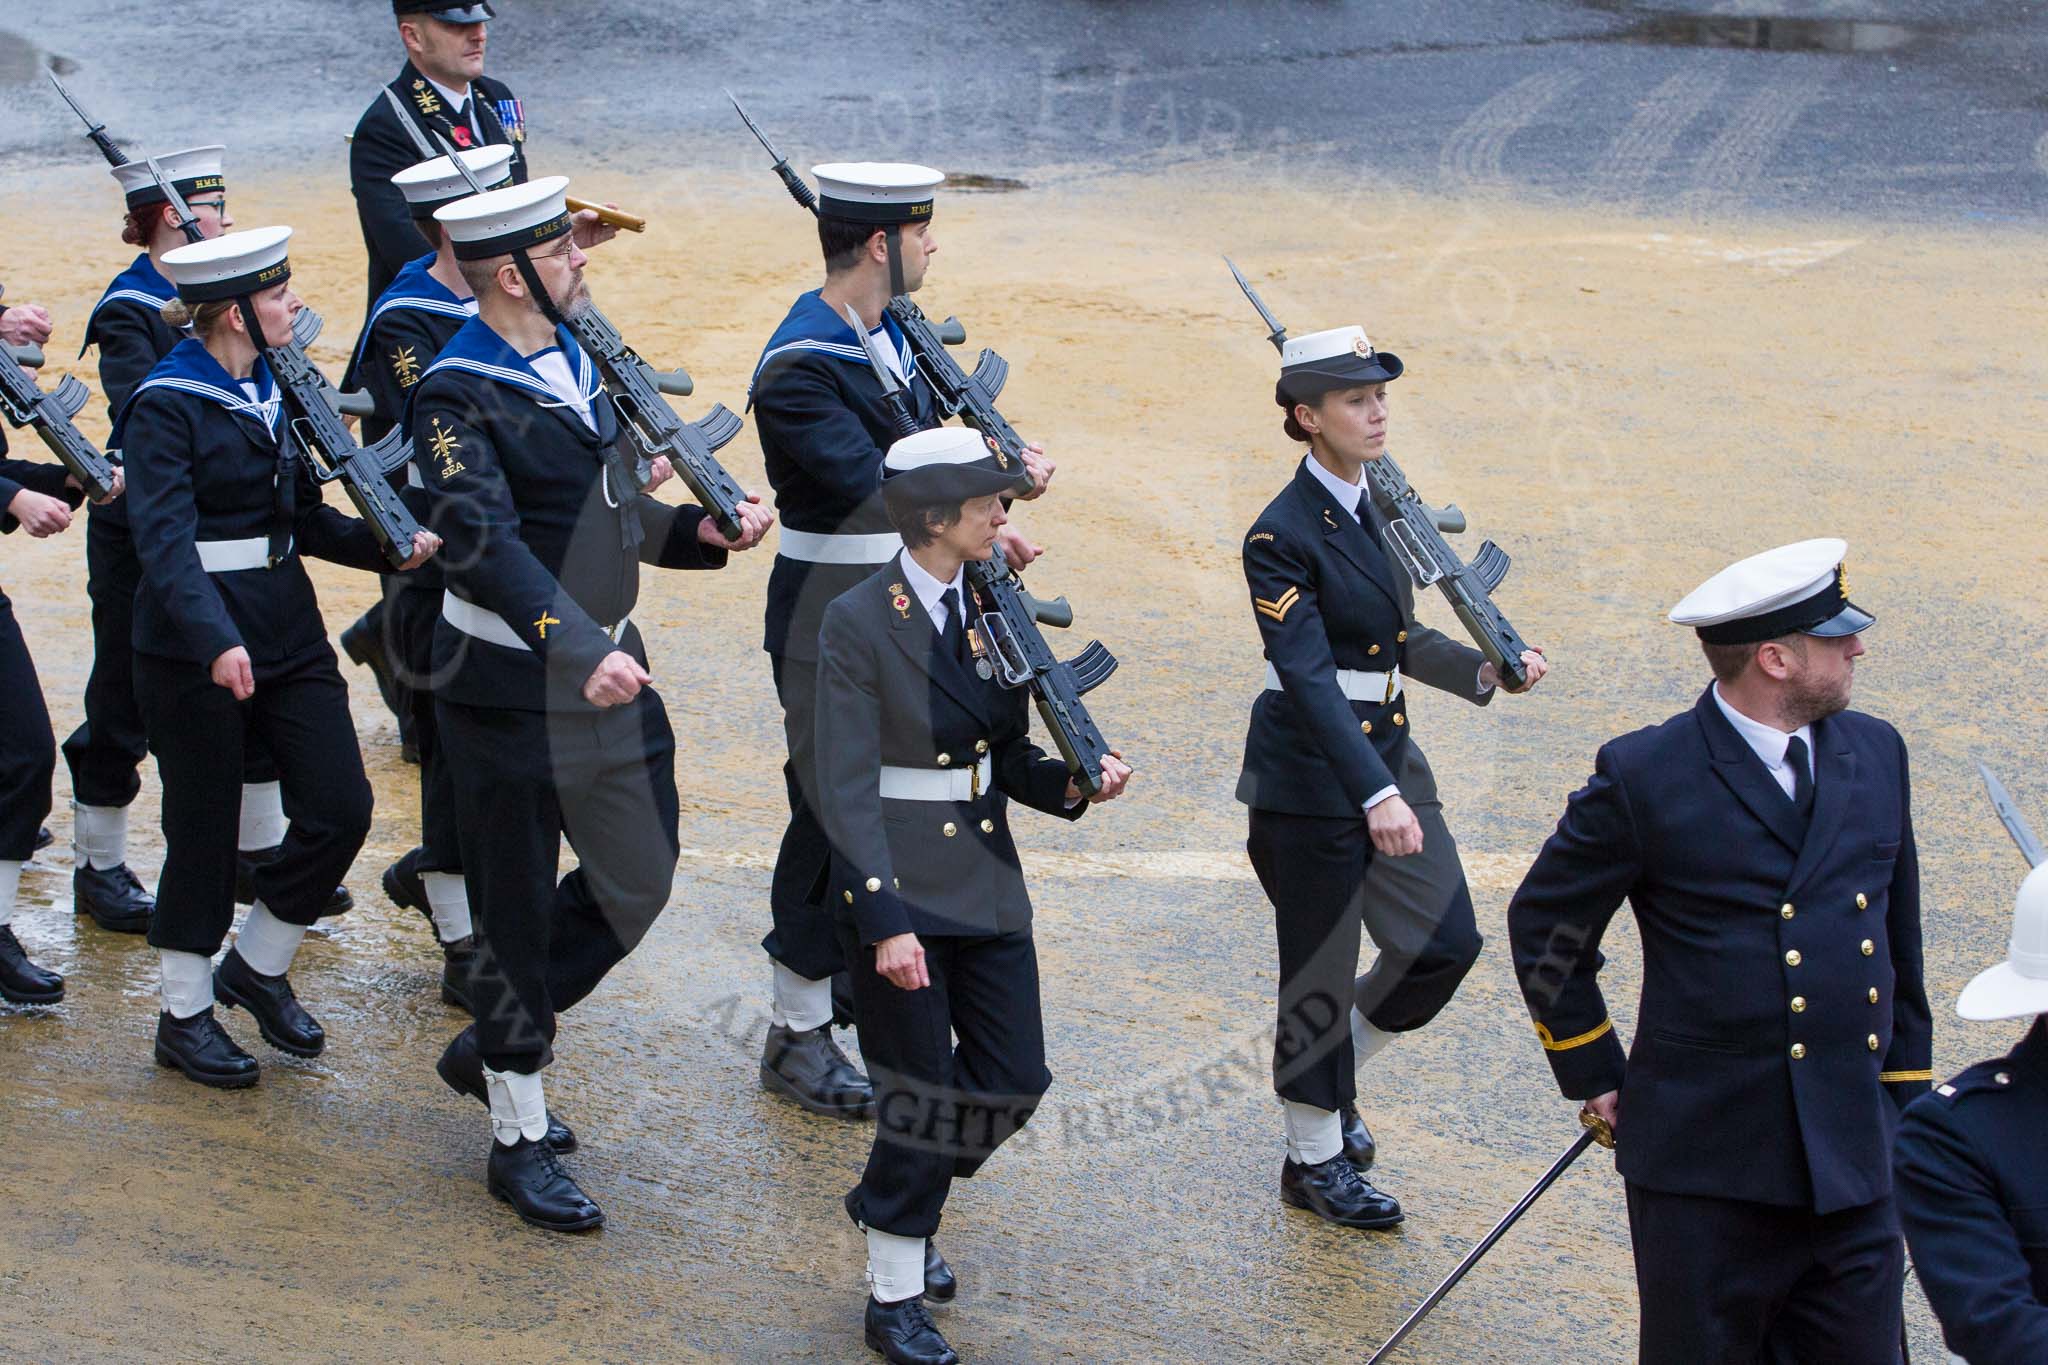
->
[1579,1108,1616,1150]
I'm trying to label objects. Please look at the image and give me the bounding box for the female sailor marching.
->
[814,427,1131,1364]
[117,227,437,1086]
[1237,324,1546,1228]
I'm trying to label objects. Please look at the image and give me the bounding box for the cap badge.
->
[1353,336,1374,358]
[985,434,1009,470]
[1837,562,1850,600]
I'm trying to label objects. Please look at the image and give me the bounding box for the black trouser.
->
[438,691,680,1073]
[390,578,458,872]
[839,920,1050,1238]
[63,514,278,810]
[1248,783,1483,1111]
[0,590,55,861]
[136,642,372,955]
[1626,1183,1906,1364]
[762,652,846,982]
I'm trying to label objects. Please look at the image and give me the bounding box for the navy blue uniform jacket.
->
[410,317,726,713]
[80,253,182,532]
[815,563,1083,946]
[1507,689,1931,1214]
[1895,1018,2048,1363]
[750,290,939,662]
[116,341,386,665]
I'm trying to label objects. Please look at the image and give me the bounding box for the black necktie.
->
[939,588,969,667]
[1785,734,1815,820]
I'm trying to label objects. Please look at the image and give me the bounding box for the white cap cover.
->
[1669,537,1873,643]
[393,145,517,212]
[881,426,1018,503]
[813,162,943,224]
[112,145,226,209]
[435,175,574,261]
[160,225,292,303]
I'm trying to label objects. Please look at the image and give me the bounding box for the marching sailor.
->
[1895,864,2048,1363]
[1238,325,1544,1228]
[749,161,1050,1120]
[76,147,353,935]
[118,228,438,1086]
[412,176,771,1230]
[1,370,113,1004]
[1508,538,1928,1361]
[349,144,517,1012]
[815,427,1129,1364]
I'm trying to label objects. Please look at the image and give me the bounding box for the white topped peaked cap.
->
[112,145,226,209]
[161,225,293,303]
[1957,863,2048,1021]
[1669,537,1874,644]
[435,175,574,261]
[393,145,517,212]
[880,425,1019,504]
[813,162,944,224]
[1276,324,1403,402]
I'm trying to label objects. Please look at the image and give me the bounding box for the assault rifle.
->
[265,309,424,568]
[845,308,1121,795]
[729,93,1031,494]
[428,132,748,537]
[1226,259,1535,690]
[0,321,120,501]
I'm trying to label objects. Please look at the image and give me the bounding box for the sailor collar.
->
[351,251,477,371]
[117,337,283,445]
[422,314,600,409]
[749,288,918,397]
[82,253,178,354]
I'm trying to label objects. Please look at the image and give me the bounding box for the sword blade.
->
[1978,762,2046,868]
[1366,1127,1602,1364]
[1224,256,1289,351]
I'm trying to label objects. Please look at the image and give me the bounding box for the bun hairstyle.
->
[1282,405,1311,444]
[120,206,154,247]
[1276,377,1321,445]
[160,297,234,337]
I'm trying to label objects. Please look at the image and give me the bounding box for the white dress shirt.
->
[899,547,965,633]
[1711,683,1814,800]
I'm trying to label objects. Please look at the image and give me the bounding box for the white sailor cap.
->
[435,175,574,261]
[1669,537,1874,644]
[881,426,1018,505]
[812,163,944,225]
[393,145,517,217]
[1276,324,1403,405]
[1958,863,2048,1021]
[112,145,226,211]
[160,225,293,304]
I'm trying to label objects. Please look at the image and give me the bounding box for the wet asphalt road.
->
[1,0,2046,222]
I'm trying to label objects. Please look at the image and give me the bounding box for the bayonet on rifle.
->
[1979,762,2046,868]
[728,90,819,215]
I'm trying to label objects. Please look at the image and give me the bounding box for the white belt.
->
[405,463,424,490]
[879,756,992,802]
[777,528,902,564]
[195,537,274,573]
[1264,662,1402,704]
[442,592,630,652]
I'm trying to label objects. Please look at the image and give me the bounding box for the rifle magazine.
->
[969,348,1009,400]
[52,376,92,420]
[692,404,745,451]
[1066,642,1119,695]
[1471,541,1512,593]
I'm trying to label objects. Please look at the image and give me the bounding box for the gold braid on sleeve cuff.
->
[1535,1019,1614,1052]
[1879,1069,1934,1083]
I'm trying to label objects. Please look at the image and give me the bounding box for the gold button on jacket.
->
[1780,903,1795,920]
[936,753,952,767]
[942,822,958,838]
[1867,1034,1880,1051]
[1790,1043,1807,1060]
[1868,987,1879,1004]
[979,819,995,834]
[1785,949,1802,967]
[865,877,882,893]
[1855,893,1868,910]
[1790,996,1806,1013]
[1359,720,1373,735]
[1860,939,1875,956]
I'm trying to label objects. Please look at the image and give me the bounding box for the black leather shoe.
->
[1340,1102,1377,1172]
[487,1135,603,1232]
[214,948,325,1057]
[74,862,155,934]
[1280,1154,1404,1229]
[0,925,64,1004]
[864,1296,958,1365]
[236,845,354,917]
[440,936,476,1012]
[436,1027,577,1153]
[761,1022,876,1118]
[154,1008,259,1088]
[382,847,431,926]
[33,825,53,852]
[844,1190,955,1303]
